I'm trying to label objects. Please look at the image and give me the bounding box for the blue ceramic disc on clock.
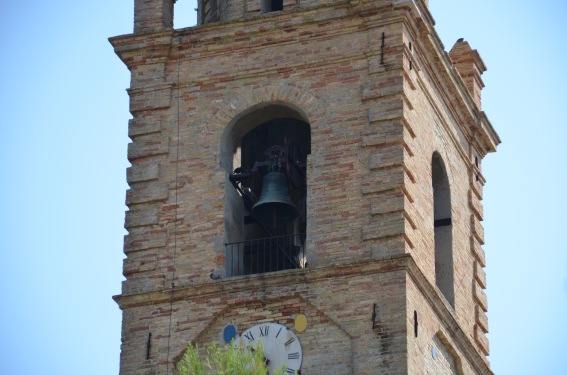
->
[223,324,237,343]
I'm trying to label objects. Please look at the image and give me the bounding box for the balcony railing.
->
[225,234,306,277]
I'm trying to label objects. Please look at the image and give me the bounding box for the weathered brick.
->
[111,1,499,374]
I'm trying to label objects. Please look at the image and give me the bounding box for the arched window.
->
[222,104,311,276]
[432,153,454,307]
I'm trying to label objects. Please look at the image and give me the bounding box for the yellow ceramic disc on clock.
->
[294,314,307,333]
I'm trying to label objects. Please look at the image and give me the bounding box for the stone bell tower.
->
[110,0,500,374]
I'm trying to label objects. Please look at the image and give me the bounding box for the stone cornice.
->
[109,31,174,71]
[113,256,408,309]
[394,0,500,156]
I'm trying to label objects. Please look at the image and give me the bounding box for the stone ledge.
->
[113,255,413,309]
[114,254,493,374]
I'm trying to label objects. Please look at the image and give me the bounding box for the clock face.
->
[238,323,302,375]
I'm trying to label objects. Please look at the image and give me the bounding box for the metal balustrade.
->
[225,234,306,277]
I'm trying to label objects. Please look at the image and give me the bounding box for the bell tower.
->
[110,0,500,374]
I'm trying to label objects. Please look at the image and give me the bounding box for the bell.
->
[252,171,298,225]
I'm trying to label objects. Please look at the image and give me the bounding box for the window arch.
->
[432,153,454,307]
[221,103,311,276]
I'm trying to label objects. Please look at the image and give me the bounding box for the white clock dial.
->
[238,323,302,375]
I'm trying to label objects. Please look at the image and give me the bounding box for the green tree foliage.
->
[175,341,288,375]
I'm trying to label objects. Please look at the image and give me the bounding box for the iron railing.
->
[225,234,306,277]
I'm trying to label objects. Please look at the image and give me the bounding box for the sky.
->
[0,1,566,374]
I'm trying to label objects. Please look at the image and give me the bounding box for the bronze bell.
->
[252,171,298,225]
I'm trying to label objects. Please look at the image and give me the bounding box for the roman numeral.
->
[244,331,255,341]
[260,326,269,337]
[285,368,296,375]
[284,337,296,347]
[276,327,283,338]
[288,352,300,360]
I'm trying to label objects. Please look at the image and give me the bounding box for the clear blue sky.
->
[0,1,565,374]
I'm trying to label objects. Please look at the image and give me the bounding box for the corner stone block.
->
[370,189,405,216]
[362,74,404,101]
[127,134,170,161]
[128,84,173,113]
[126,181,169,205]
[362,120,404,147]
[128,116,163,137]
[362,211,406,241]
[127,161,160,183]
[473,280,488,312]
[368,144,404,170]
[362,166,405,195]
[471,215,485,244]
[474,261,487,289]
[474,325,490,356]
[124,229,168,253]
[125,205,161,228]
[471,237,486,267]
[368,96,404,122]
[475,305,489,333]
[468,189,483,220]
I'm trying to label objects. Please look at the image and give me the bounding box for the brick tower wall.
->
[111,1,498,374]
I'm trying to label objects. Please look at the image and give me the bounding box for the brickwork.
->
[117,262,410,374]
[423,335,458,375]
[111,0,499,374]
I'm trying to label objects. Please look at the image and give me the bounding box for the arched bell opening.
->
[221,103,311,277]
[432,152,455,308]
